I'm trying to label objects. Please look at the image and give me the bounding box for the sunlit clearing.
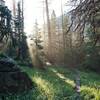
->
[33,77,54,100]
[51,69,75,87]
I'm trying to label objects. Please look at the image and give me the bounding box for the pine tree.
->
[33,20,44,69]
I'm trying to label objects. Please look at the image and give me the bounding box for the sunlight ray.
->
[51,68,75,87]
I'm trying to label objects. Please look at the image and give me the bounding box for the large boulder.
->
[0,55,33,94]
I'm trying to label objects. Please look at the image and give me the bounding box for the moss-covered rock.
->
[0,55,33,94]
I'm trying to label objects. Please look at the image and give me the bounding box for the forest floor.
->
[5,65,99,100]
[0,65,100,100]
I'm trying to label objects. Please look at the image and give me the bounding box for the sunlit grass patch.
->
[33,77,55,100]
[20,66,75,99]
[18,66,100,100]
[50,68,75,87]
[81,86,100,100]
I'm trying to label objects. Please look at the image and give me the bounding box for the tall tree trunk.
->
[45,0,52,61]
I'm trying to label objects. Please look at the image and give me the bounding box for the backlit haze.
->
[6,0,70,35]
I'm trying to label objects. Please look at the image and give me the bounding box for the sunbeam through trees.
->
[0,0,100,99]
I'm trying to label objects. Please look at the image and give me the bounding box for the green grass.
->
[20,66,75,100]
[0,66,100,100]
